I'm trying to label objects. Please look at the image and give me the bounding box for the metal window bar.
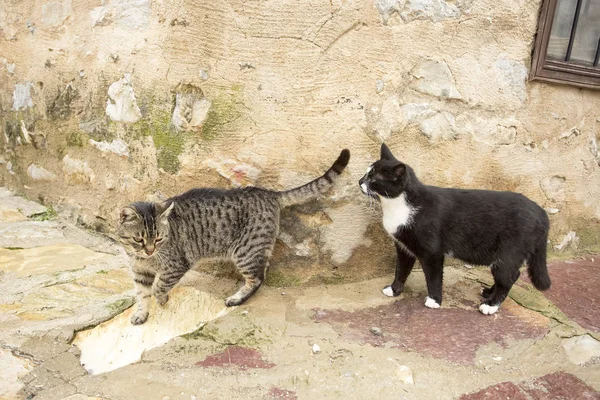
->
[595,37,600,67]
[565,0,583,61]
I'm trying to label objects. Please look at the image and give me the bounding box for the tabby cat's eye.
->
[133,237,143,243]
[155,237,162,242]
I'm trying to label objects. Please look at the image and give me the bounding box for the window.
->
[530,0,600,89]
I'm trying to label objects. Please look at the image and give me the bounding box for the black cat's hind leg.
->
[420,254,444,309]
[383,244,416,297]
[479,260,521,315]
[481,284,495,300]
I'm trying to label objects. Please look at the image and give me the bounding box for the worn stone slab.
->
[0,244,111,277]
[0,221,66,248]
[73,287,231,374]
[0,269,132,321]
[562,335,600,365]
[313,296,549,364]
[459,372,600,399]
[0,187,47,221]
[522,257,600,333]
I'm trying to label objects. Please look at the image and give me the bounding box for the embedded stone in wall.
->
[589,136,600,166]
[420,112,457,141]
[203,157,261,187]
[105,74,142,123]
[41,0,72,27]
[400,102,436,123]
[89,139,130,158]
[494,57,528,103]
[27,163,57,182]
[172,84,212,131]
[12,83,35,111]
[410,60,462,100]
[540,175,566,203]
[90,0,151,29]
[62,155,96,185]
[375,0,462,24]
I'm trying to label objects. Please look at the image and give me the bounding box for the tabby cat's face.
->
[117,201,174,258]
[359,143,407,199]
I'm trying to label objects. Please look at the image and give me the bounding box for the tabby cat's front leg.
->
[131,270,155,325]
[152,267,188,306]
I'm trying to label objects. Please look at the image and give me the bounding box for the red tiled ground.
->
[459,372,600,399]
[313,297,549,364]
[196,346,275,370]
[521,257,600,332]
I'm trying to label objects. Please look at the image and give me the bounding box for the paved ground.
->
[1,187,599,400]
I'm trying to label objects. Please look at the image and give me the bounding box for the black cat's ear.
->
[393,163,406,177]
[156,201,175,220]
[380,143,396,160]
[120,207,138,224]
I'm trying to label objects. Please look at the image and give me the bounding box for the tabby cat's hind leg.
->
[226,254,266,307]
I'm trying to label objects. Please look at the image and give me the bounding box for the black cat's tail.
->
[277,149,350,207]
[527,238,551,291]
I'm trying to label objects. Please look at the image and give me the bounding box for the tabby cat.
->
[118,149,350,324]
[359,144,550,315]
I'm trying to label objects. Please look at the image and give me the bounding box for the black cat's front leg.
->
[420,254,444,309]
[383,244,416,297]
[152,265,188,306]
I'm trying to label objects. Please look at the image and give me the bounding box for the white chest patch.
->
[380,193,416,236]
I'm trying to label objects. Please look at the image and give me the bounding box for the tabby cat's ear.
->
[120,207,139,224]
[156,201,175,220]
[380,143,396,160]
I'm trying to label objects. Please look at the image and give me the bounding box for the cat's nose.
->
[145,247,155,255]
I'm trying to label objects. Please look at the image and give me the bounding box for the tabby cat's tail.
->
[277,149,350,207]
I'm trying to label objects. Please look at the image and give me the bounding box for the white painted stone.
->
[411,60,462,99]
[73,287,231,374]
[321,203,371,265]
[27,163,57,182]
[41,0,72,27]
[172,90,212,131]
[203,157,261,187]
[395,365,414,384]
[63,155,96,185]
[562,335,600,365]
[105,74,142,123]
[494,57,528,103]
[545,208,560,215]
[420,112,457,141]
[0,349,34,399]
[89,139,130,157]
[554,231,579,251]
[12,83,34,111]
[312,343,321,354]
[540,175,566,203]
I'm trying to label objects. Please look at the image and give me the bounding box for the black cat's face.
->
[359,144,407,199]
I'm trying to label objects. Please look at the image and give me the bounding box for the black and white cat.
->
[359,143,551,315]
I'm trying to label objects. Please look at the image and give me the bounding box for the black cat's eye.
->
[133,237,143,243]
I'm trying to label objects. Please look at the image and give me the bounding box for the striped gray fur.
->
[118,149,350,325]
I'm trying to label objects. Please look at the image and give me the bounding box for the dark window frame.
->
[530,0,600,90]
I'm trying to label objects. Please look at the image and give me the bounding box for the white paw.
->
[479,303,499,315]
[424,296,440,309]
[382,286,394,297]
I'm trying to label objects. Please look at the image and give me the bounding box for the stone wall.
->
[1,0,599,284]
